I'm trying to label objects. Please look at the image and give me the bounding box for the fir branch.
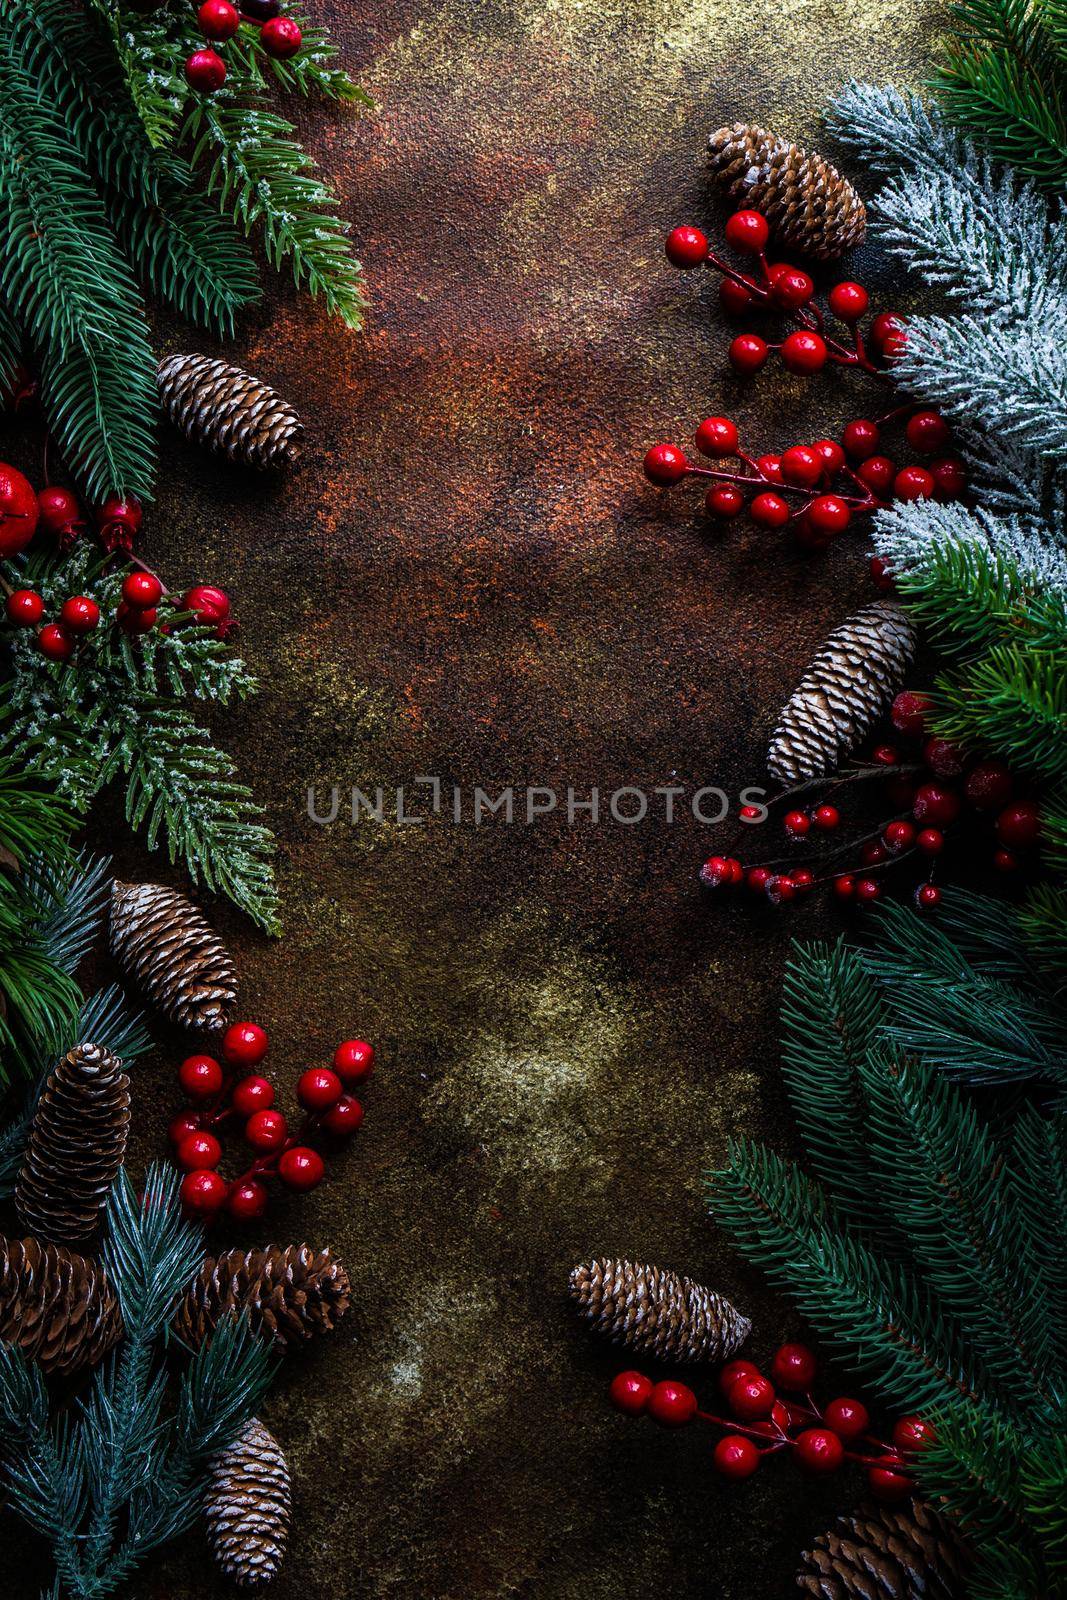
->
[872,499,1067,597]
[933,646,1067,782]
[108,185,262,337]
[884,526,1067,654]
[1019,882,1067,975]
[0,292,24,405]
[228,9,372,104]
[87,2,191,150]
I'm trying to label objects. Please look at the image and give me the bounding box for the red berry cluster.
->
[172,1024,375,1222]
[186,0,302,92]
[609,1341,935,1501]
[700,693,1041,910]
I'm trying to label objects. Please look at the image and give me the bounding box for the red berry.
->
[168,1112,202,1146]
[855,877,882,903]
[749,491,790,529]
[870,312,906,352]
[739,805,764,823]
[260,16,303,57]
[755,454,782,482]
[923,737,965,778]
[643,442,689,486]
[333,1038,375,1083]
[771,268,814,308]
[893,1415,937,1453]
[994,848,1019,873]
[180,1168,228,1216]
[724,209,769,253]
[665,225,709,268]
[706,483,745,518]
[812,804,840,831]
[812,439,846,474]
[963,760,1013,810]
[765,874,796,905]
[725,857,744,885]
[931,457,967,499]
[823,1398,870,1440]
[728,1374,776,1419]
[121,571,163,609]
[771,1343,817,1389]
[891,690,933,737]
[198,0,240,38]
[38,623,74,661]
[784,809,810,837]
[60,595,100,633]
[795,1427,845,1473]
[322,1095,364,1137]
[176,1130,222,1172]
[996,801,1041,849]
[222,1021,269,1066]
[700,855,736,889]
[179,1054,224,1099]
[873,744,900,766]
[905,409,951,455]
[647,1378,698,1427]
[5,588,44,626]
[746,866,773,894]
[790,867,815,893]
[95,493,143,550]
[185,46,227,90]
[884,820,915,853]
[894,465,935,502]
[857,455,896,495]
[833,874,855,901]
[718,1359,760,1398]
[719,278,755,315]
[729,334,769,373]
[912,783,961,827]
[227,1179,269,1220]
[870,556,896,593]
[297,1066,343,1112]
[714,1435,761,1479]
[0,463,39,558]
[183,584,231,624]
[610,1370,653,1415]
[917,827,944,856]
[828,281,870,321]
[245,1108,288,1152]
[780,330,827,374]
[695,416,739,457]
[862,840,888,867]
[807,494,851,535]
[915,883,942,912]
[278,1145,325,1191]
[37,485,82,539]
[842,419,880,460]
[869,1465,912,1501]
[231,1075,275,1116]
[780,445,822,488]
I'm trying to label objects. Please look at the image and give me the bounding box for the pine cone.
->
[707,124,866,261]
[157,353,302,469]
[109,881,237,1036]
[205,1418,291,1589]
[0,1235,122,1377]
[569,1258,751,1363]
[16,1042,131,1248]
[767,601,917,784]
[174,1245,351,1352]
[797,1499,970,1599]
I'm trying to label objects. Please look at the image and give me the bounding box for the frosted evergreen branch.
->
[871,498,1067,594]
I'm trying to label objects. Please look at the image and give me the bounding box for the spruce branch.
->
[933,646,1067,781]
[108,185,262,338]
[228,9,373,104]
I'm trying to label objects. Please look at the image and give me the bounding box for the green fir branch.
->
[87,2,191,150]
[228,10,372,104]
[108,185,262,337]
[933,648,1067,782]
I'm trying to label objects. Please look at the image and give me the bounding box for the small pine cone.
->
[768,601,917,784]
[205,1418,291,1589]
[157,353,302,469]
[174,1245,351,1352]
[0,1236,122,1377]
[569,1258,751,1363]
[707,124,866,261]
[16,1042,131,1248]
[109,881,237,1036]
[797,1498,970,1599]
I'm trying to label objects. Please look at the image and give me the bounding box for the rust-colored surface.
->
[8,2,944,1594]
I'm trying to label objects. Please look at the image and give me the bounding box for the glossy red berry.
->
[997,801,1041,849]
[37,485,79,532]
[719,277,755,315]
[994,848,1019,872]
[894,465,935,502]
[117,602,156,635]
[755,454,782,482]
[784,810,810,837]
[297,1067,343,1111]
[869,1465,912,1501]
[833,874,855,900]
[222,1021,269,1066]
[780,445,822,488]
[231,1075,275,1116]
[795,1427,845,1473]
[176,1130,222,1172]
[790,867,815,893]
[121,571,163,610]
[278,1145,325,1191]
[724,209,769,253]
[38,623,74,661]
[180,1168,228,1216]
[665,225,709,268]
[179,1054,224,1099]
[862,840,889,867]
[812,804,840,831]
[198,0,240,38]
[917,827,944,855]
[718,1358,760,1398]
[706,483,745,518]
[168,1112,202,1147]
[812,438,846,474]
[771,267,814,308]
[714,1435,761,1479]
[884,820,915,853]
[873,744,900,765]
[905,409,951,455]
[643,442,689,486]
[260,16,303,57]
[923,737,965,778]
[729,333,769,373]
[828,281,869,321]
[610,1370,653,1415]
[930,457,967,499]
[870,312,906,352]
[963,761,1013,810]
[915,883,942,912]
[842,419,880,460]
[647,1378,698,1427]
[807,495,851,535]
[912,783,961,827]
[857,455,896,495]
[739,807,764,824]
[765,873,797,904]
[60,595,101,633]
[695,416,740,458]
[5,588,44,626]
[185,46,227,90]
[893,1415,937,1453]
[728,1374,776,1419]
[869,556,896,593]
[749,491,790,529]
[333,1038,375,1083]
[780,330,827,374]
[770,1343,817,1389]
[700,855,735,889]
[746,866,773,894]
[227,1179,269,1220]
[0,463,39,558]
[823,1397,870,1440]
[855,877,882,903]
[95,492,143,547]
[891,690,933,737]
[183,584,231,623]
[245,1108,288,1152]
[322,1095,365,1137]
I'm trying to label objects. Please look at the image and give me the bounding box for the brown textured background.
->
[13,1,945,1594]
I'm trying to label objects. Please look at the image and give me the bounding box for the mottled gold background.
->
[9,2,944,1593]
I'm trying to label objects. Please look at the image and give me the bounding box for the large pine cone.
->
[110,881,237,1036]
[569,1258,751,1363]
[174,1245,351,1352]
[16,1042,131,1248]
[707,124,866,261]
[157,353,302,469]
[0,1236,122,1377]
[797,1499,969,1599]
[767,601,917,784]
[205,1418,291,1589]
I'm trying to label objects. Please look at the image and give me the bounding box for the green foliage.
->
[934,647,1067,781]
[229,10,373,104]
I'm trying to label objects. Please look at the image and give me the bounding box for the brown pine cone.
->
[569,1258,751,1363]
[797,1499,970,1599]
[205,1418,291,1589]
[0,1235,122,1377]
[767,601,917,784]
[707,124,866,261]
[16,1042,131,1248]
[174,1245,351,1352]
[157,353,302,470]
[109,881,237,1036]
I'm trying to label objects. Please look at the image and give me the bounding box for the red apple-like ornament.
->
[0,463,39,557]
